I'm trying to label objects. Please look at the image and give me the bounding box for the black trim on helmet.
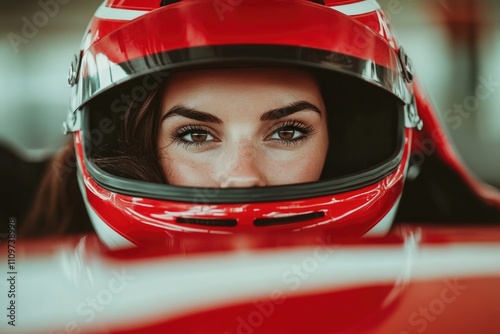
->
[73,45,411,114]
[83,145,403,204]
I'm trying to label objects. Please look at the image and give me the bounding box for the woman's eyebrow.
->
[162,105,223,124]
[260,101,322,121]
[162,101,321,123]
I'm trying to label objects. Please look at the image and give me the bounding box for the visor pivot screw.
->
[399,47,414,83]
[68,54,79,87]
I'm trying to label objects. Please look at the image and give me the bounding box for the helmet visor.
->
[81,45,405,203]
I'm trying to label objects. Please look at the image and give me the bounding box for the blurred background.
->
[0,0,499,184]
[378,0,500,188]
[0,0,102,161]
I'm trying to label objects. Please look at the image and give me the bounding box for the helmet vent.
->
[254,212,325,227]
[176,217,237,227]
[160,0,180,7]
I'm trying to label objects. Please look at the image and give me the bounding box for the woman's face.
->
[157,68,329,188]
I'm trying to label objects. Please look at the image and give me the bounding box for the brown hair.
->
[20,140,93,238]
[21,82,167,238]
[91,82,167,183]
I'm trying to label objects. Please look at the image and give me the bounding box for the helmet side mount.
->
[64,51,83,135]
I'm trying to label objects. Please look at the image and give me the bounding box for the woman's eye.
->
[171,125,220,148]
[270,127,305,141]
[182,131,214,143]
[276,129,296,140]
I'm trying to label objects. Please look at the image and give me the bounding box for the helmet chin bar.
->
[83,194,402,250]
[363,197,401,237]
[78,149,404,251]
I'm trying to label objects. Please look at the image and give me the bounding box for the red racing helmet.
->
[64,0,424,249]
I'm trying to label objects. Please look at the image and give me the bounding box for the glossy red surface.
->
[104,277,500,334]
[5,227,500,334]
[75,129,411,246]
[353,10,399,49]
[50,3,500,332]
[68,0,417,248]
[327,0,363,4]
[58,4,500,332]
[96,0,393,59]
[86,0,398,70]
[104,0,374,9]
[103,279,497,334]
[106,0,158,11]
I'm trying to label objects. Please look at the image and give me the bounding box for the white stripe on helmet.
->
[332,0,380,16]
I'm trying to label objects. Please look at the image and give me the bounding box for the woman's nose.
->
[221,176,263,188]
[219,143,266,188]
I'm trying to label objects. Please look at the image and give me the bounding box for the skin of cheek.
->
[161,144,258,188]
[256,145,326,185]
[157,146,216,187]
[160,132,328,187]
[256,117,329,186]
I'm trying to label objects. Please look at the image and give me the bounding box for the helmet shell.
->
[68,0,422,248]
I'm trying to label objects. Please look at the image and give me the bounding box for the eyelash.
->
[171,120,314,148]
[171,125,216,148]
[267,120,314,146]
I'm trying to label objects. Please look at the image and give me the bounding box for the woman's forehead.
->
[161,67,324,111]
